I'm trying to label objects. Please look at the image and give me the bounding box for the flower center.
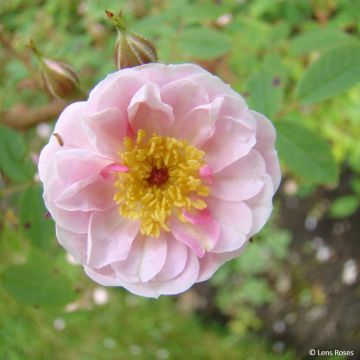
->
[148,168,169,185]
[114,129,210,237]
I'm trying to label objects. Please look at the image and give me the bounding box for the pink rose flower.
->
[38,63,281,298]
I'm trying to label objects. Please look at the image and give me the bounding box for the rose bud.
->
[106,10,157,70]
[29,40,81,100]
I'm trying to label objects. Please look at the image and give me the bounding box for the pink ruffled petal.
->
[84,248,199,298]
[128,82,174,136]
[154,236,188,282]
[54,175,116,212]
[82,107,127,159]
[44,149,115,212]
[171,210,220,257]
[187,73,241,101]
[44,193,91,233]
[104,249,199,298]
[112,233,167,283]
[38,101,90,182]
[198,246,247,282]
[160,77,209,123]
[245,175,274,236]
[203,115,256,173]
[174,96,223,147]
[86,69,145,118]
[84,265,120,286]
[252,111,281,191]
[212,150,266,202]
[206,197,252,253]
[56,226,88,264]
[87,208,139,268]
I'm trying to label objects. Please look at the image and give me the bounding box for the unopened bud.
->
[106,10,157,70]
[29,40,80,100]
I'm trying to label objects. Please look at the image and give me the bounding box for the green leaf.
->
[289,28,358,56]
[19,186,55,250]
[0,259,76,308]
[178,27,230,60]
[329,195,359,219]
[276,122,338,184]
[297,45,360,104]
[246,66,284,119]
[0,125,35,182]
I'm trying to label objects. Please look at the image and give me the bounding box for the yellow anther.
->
[114,129,210,237]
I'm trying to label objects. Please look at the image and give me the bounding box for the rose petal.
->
[203,115,256,173]
[198,246,247,282]
[113,233,167,283]
[212,150,266,201]
[128,82,174,136]
[56,226,88,264]
[252,111,281,191]
[44,193,91,233]
[245,175,274,236]
[206,197,252,253]
[38,101,90,182]
[171,210,220,257]
[82,107,127,159]
[87,208,140,268]
[154,236,188,282]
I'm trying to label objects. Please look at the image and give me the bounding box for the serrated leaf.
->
[178,27,230,60]
[297,45,360,104]
[247,66,284,119]
[0,125,35,182]
[276,122,338,184]
[289,28,358,56]
[0,260,76,308]
[19,186,55,250]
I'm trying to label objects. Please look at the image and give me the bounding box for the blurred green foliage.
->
[1,0,360,358]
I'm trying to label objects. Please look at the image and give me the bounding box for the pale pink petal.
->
[84,265,120,286]
[203,115,256,173]
[56,226,88,264]
[160,77,209,123]
[54,175,116,212]
[155,236,188,282]
[128,82,174,136]
[198,246,247,282]
[174,97,223,147]
[134,63,209,87]
[44,194,91,233]
[217,96,257,129]
[113,233,167,283]
[107,249,199,298]
[252,111,281,191]
[38,101,90,182]
[87,208,140,268]
[86,70,145,118]
[44,149,110,189]
[212,150,266,201]
[43,149,114,212]
[245,175,274,236]
[171,210,220,257]
[187,73,241,101]
[82,107,127,159]
[206,197,252,253]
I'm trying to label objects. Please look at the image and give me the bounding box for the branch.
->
[0,100,68,129]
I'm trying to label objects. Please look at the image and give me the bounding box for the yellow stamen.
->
[114,129,210,237]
